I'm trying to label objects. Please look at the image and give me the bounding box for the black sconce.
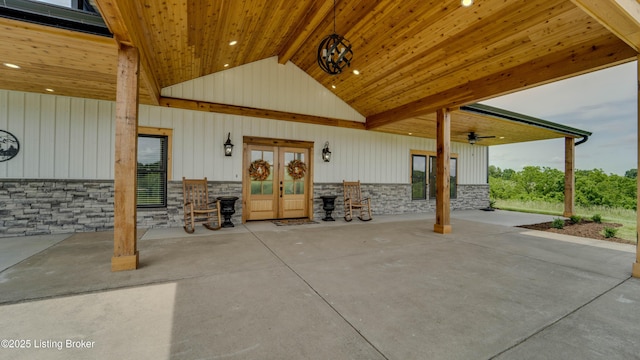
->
[322,141,331,162]
[224,133,234,156]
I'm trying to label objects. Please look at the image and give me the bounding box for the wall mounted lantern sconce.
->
[322,141,332,162]
[224,133,234,156]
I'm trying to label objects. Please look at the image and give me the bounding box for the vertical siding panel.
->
[39,95,55,178]
[213,114,226,179]
[6,92,25,178]
[159,106,172,129]
[203,115,214,178]
[182,110,195,176]
[108,102,116,179]
[83,100,98,179]
[54,97,71,178]
[69,98,85,179]
[171,108,184,178]
[192,111,205,178]
[212,72,224,104]
[192,77,204,101]
[182,78,194,100]
[96,101,112,179]
[138,105,150,127]
[23,93,41,178]
[243,62,255,107]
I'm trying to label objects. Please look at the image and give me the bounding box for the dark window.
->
[137,135,167,208]
[428,156,457,199]
[411,154,427,200]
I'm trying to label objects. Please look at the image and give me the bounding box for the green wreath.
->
[287,159,307,180]
[249,159,271,181]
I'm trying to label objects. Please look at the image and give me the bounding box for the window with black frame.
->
[411,154,427,200]
[137,135,168,208]
[428,156,457,199]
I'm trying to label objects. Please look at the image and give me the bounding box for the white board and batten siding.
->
[0,56,488,184]
[162,57,365,123]
[0,90,115,180]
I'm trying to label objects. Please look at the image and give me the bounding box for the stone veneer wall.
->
[0,179,488,237]
[313,183,489,220]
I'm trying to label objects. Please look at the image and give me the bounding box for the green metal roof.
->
[462,103,592,141]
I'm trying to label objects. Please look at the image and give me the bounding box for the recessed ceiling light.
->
[224,63,229,67]
[408,132,413,135]
[461,0,473,7]
[229,40,238,46]
[352,69,360,75]
[45,88,54,92]
[499,136,505,139]
[331,84,336,89]
[3,63,20,69]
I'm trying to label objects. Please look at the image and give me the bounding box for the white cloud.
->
[484,61,638,175]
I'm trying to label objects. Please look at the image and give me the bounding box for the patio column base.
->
[433,224,452,234]
[112,252,139,272]
[632,262,640,278]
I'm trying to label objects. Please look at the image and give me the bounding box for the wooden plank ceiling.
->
[1,0,639,145]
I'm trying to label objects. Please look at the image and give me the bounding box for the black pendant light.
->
[317,0,353,75]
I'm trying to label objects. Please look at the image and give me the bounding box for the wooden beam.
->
[366,36,636,129]
[563,137,575,217]
[572,0,640,52]
[434,108,451,234]
[112,44,139,272]
[93,0,160,105]
[278,0,335,65]
[633,55,640,279]
[160,97,366,130]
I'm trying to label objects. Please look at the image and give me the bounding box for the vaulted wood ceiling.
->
[1,0,639,145]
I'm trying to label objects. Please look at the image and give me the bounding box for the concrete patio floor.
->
[0,210,638,359]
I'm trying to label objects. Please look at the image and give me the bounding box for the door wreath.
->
[286,159,307,180]
[249,159,271,181]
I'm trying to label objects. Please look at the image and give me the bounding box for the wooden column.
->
[563,137,575,217]
[434,108,452,234]
[633,55,640,278]
[112,44,140,272]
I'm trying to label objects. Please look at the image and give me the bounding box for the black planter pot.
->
[217,196,239,227]
[320,195,338,221]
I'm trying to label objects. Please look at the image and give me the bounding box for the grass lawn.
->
[494,199,637,243]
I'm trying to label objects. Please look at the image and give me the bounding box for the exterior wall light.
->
[322,141,332,162]
[224,133,234,156]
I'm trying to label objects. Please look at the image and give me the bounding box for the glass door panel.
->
[246,146,278,220]
[280,148,308,218]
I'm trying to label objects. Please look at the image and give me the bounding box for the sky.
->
[482,61,637,176]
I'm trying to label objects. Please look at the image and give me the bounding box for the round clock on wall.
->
[0,130,20,162]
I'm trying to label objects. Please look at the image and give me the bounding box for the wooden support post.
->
[434,108,452,234]
[563,137,575,217]
[112,44,140,272]
[634,55,640,278]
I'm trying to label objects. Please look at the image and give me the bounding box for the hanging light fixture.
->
[317,0,353,75]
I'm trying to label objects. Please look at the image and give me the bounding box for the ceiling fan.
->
[467,132,495,145]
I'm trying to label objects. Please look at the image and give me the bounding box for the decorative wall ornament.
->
[0,130,19,162]
[286,159,307,180]
[249,159,271,181]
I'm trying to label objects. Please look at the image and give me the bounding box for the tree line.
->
[489,166,637,210]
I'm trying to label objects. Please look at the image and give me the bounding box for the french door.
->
[243,138,313,221]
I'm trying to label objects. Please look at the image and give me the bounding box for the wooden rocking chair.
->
[343,180,373,222]
[182,177,222,233]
